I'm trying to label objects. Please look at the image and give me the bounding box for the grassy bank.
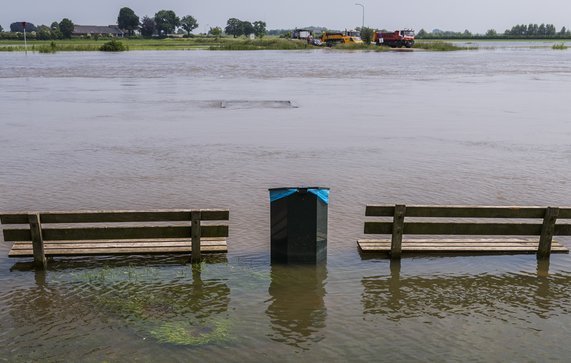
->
[0,36,480,52]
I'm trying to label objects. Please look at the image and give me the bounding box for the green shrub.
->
[414,41,477,51]
[552,43,569,50]
[38,41,57,53]
[99,40,128,51]
[211,38,309,50]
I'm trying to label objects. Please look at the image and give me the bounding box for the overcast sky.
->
[2,0,570,33]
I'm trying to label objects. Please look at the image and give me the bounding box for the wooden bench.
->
[0,209,229,269]
[358,205,570,259]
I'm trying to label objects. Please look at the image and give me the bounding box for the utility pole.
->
[22,21,28,55]
[355,3,364,30]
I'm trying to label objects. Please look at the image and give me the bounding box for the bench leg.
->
[537,207,559,259]
[191,211,202,264]
[28,213,47,270]
[390,205,406,259]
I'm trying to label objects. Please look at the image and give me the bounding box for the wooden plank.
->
[365,206,394,217]
[364,222,392,234]
[0,214,29,224]
[358,242,568,253]
[358,237,548,243]
[538,207,559,258]
[555,224,571,236]
[28,213,47,269]
[391,205,406,259]
[366,205,550,218]
[365,222,542,235]
[11,241,226,250]
[359,243,568,249]
[11,237,226,245]
[0,210,229,224]
[9,245,228,257]
[41,209,228,223]
[559,208,571,219]
[3,225,228,242]
[359,246,569,252]
[191,211,201,263]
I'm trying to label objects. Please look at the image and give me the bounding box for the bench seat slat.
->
[358,238,569,254]
[8,238,227,257]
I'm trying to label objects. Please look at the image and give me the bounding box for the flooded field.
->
[1,44,571,361]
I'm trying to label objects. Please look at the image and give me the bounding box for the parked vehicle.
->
[292,29,313,40]
[374,29,415,48]
[320,31,363,47]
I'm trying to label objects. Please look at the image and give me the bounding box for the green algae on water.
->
[149,318,230,346]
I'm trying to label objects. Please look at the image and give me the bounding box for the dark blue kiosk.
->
[269,187,329,264]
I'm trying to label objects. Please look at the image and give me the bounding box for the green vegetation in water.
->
[414,41,477,51]
[100,40,128,52]
[552,43,569,50]
[150,318,230,346]
[211,38,310,50]
[332,43,379,51]
[38,41,57,54]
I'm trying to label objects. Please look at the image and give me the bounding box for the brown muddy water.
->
[1,46,571,362]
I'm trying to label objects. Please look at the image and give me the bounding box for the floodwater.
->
[1,44,571,361]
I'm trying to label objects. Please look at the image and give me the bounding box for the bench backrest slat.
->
[3,225,228,242]
[365,222,543,235]
[365,205,571,236]
[366,205,571,219]
[0,209,229,225]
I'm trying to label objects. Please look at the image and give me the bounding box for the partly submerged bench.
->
[358,205,570,259]
[0,209,229,269]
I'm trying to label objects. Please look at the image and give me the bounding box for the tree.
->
[253,21,267,38]
[10,22,37,32]
[209,26,222,38]
[225,18,243,37]
[36,25,52,40]
[140,16,156,38]
[560,26,567,36]
[180,15,198,36]
[0,25,3,33]
[359,26,374,44]
[117,7,139,36]
[538,23,546,36]
[463,29,472,37]
[485,29,497,37]
[154,10,180,36]
[50,22,60,31]
[241,21,254,36]
[59,18,74,38]
[417,29,427,38]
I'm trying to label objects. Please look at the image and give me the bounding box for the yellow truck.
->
[320,31,363,47]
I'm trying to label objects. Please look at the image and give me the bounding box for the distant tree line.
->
[417,23,571,39]
[224,18,266,38]
[0,8,271,40]
[0,19,75,40]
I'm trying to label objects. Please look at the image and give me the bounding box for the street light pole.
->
[355,3,364,30]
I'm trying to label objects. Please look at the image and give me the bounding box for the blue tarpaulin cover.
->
[269,188,330,205]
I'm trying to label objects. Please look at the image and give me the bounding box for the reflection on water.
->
[2,263,231,361]
[266,264,327,349]
[362,260,571,322]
